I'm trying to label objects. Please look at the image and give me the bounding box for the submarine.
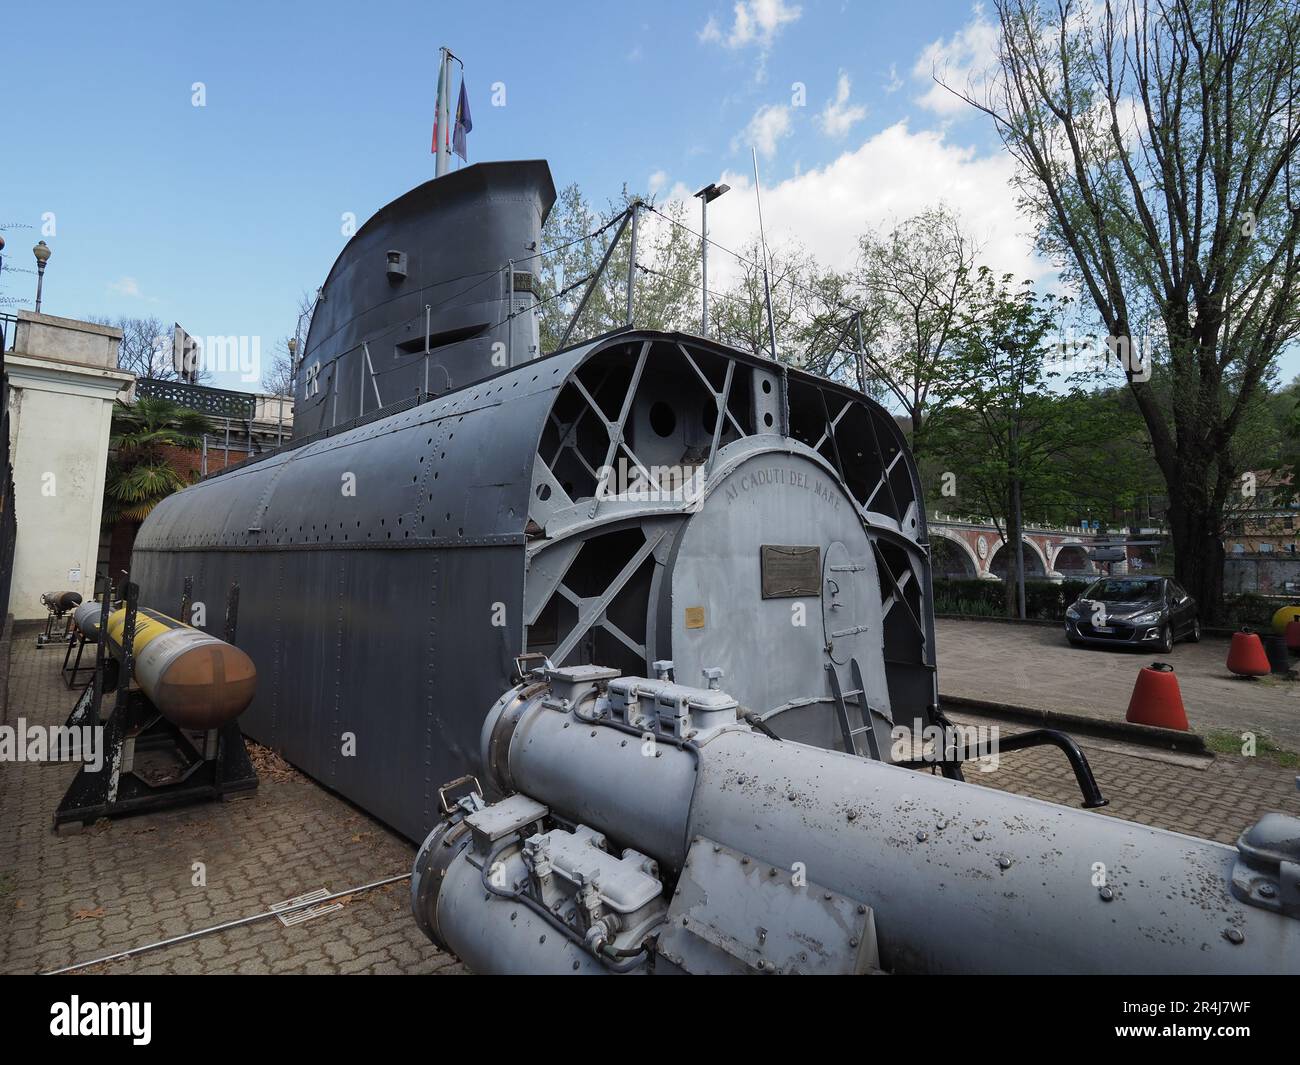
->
[127,158,942,843]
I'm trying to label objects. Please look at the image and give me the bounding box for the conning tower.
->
[293,161,556,436]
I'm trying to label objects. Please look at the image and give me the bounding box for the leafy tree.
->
[931,272,1106,614]
[954,0,1300,619]
[1041,384,1167,528]
[103,397,212,524]
[535,184,864,388]
[535,184,700,352]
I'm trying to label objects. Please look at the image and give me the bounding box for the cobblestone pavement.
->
[3,622,1298,975]
[937,618,1300,752]
[945,712,1300,845]
[0,627,467,975]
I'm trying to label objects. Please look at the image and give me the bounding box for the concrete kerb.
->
[937,612,1241,639]
[938,692,1208,756]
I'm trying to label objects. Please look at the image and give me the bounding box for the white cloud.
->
[699,0,802,50]
[883,63,903,94]
[648,169,669,195]
[737,103,792,159]
[671,121,1047,290]
[913,4,1000,116]
[108,276,142,298]
[818,73,867,138]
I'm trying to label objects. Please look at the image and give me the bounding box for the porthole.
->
[649,401,677,438]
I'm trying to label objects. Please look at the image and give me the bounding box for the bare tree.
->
[85,315,212,383]
[948,0,1300,617]
[262,343,295,397]
[263,291,317,397]
[710,238,827,362]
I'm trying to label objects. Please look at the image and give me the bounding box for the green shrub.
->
[1221,593,1293,629]
[933,578,1091,620]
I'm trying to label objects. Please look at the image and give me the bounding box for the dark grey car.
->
[1064,576,1200,653]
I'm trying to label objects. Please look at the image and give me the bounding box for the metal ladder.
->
[829,658,893,760]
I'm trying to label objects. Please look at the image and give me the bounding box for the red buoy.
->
[1125,661,1189,731]
[1287,619,1300,654]
[1226,631,1270,677]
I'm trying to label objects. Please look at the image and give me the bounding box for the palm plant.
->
[103,397,213,524]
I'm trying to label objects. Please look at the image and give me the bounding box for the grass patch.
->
[1205,729,1300,768]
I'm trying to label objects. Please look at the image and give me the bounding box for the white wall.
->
[5,316,132,619]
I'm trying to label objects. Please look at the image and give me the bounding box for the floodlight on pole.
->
[693,182,730,338]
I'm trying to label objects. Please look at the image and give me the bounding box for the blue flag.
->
[453,78,472,162]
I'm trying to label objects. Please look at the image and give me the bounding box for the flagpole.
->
[435,47,451,177]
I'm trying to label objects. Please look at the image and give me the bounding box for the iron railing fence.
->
[135,378,256,421]
[0,311,18,353]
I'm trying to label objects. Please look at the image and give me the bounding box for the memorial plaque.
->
[760,545,821,599]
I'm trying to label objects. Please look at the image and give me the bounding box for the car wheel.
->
[1158,624,1173,654]
[1188,618,1201,643]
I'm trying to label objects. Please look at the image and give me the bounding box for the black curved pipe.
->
[899,727,1109,809]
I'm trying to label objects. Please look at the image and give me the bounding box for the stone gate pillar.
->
[4,312,133,619]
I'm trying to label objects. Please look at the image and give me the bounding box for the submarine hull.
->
[130,329,935,842]
[129,162,936,843]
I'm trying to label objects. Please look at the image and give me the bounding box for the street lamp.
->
[33,241,51,313]
[693,182,730,338]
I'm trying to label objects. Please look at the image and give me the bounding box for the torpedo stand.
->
[36,598,76,648]
[53,579,258,832]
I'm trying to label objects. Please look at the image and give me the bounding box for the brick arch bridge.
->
[927,516,1109,583]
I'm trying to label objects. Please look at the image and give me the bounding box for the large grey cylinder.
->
[485,684,1300,975]
[486,687,697,865]
[432,841,613,974]
[72,600,105,640]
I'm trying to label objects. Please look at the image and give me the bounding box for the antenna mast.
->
[751,147,778,361]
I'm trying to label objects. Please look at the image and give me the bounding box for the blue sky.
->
[10,1,1285,389]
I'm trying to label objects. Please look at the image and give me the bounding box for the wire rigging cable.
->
[42,873,413,975]
[301,209,630,367]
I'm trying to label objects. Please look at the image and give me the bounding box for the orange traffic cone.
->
[1287,619,1300,655]
[1227,630,1270,677]
[1126,662,1189,731]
